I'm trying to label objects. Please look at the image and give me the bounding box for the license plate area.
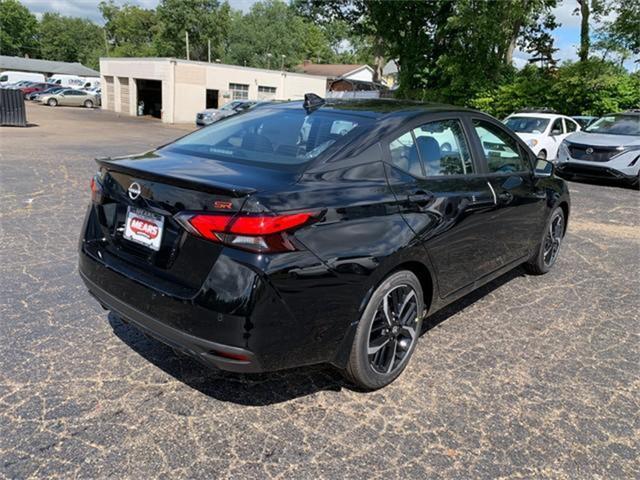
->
[123,206,164,251]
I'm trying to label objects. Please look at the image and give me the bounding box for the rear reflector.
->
[176,212,317,252]
[90,175,103,204]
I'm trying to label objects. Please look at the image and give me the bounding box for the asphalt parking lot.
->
[1,103,639,479]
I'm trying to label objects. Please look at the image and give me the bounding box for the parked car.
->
[21,82,58,98]
[39,89,98,108]
[504,111,581,160]
[195,100,256,126]
[572,116,599,129]
[28,86,65,101]
[79,97,570,390]
[0,71,45,86]
[556,110,640,187]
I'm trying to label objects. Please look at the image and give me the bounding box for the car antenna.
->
[303,93,325,113]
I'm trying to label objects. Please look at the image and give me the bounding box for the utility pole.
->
[266,53,272,70]
[280,54,286,71]
[185,31,190,61]
[208,39,211,63]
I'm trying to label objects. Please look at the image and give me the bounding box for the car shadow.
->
[107,266,525,405]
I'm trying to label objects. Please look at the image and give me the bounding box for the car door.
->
[468,116,547,271]
[384,114,499,297]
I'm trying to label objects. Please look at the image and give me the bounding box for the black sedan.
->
[79,96,569,389]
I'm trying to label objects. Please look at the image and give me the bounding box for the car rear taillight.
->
[90,175,103,204]
[176,212,317,253]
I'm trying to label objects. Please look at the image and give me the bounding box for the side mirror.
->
[551,129,562,136]
[534,158,554,178]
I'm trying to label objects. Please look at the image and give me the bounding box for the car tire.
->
[84,99,94,108]
[537,150,547,160]
[47,98,57,107]
[343,270,424,390]
[525,206,565,275]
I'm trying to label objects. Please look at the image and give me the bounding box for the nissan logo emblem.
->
[128,182,142,200]
[585,147,594,155]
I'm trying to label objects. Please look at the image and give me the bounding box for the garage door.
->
[105,76,114,110]
[119,77,129,114]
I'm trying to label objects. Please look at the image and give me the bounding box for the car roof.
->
[266,98,475,119]
[508,112,565,120]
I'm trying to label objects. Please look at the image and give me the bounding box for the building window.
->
[229,83,249,100]
[258,85,277,98]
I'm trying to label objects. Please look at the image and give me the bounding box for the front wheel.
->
[84,99,94,108]
[343,270,424,390]
[47,98,58,107]
[537,149,547,160]
[525,206,565,275]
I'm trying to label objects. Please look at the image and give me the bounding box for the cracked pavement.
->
[1,104,639,479]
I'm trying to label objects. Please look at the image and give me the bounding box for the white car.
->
[504,112,581,160]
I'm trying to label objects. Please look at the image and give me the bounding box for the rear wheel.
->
[84,99,94,108]
[525,206,565,275]
[47,98,58,107]
[343,270,424,390]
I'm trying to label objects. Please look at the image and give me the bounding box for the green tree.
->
[0,0,38,57]
[38,13,104,69]
[99,1,160,57]
[595,0,640,62]
[155,0,231,61]
[575,0,609,62]
[225,1,333,69]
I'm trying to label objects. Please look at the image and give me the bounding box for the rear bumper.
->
[81,269,261,372]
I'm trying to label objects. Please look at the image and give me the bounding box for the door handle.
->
[407,191,434,205]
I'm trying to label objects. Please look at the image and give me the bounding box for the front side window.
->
[229,83,249,100]
[0,75,7,82]
[388,131,423,177]
[473,120,530,173]
[413,119,474,176]
[168,107,372,167]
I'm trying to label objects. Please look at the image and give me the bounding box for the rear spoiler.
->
[95,157,256,198]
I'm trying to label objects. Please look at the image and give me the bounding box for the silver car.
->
[195,100,255,126]
[39,88,98,108]
[556,111,640,187]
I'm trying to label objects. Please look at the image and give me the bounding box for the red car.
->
[21,83,57,98]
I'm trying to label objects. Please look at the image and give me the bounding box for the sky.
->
[20,0,638,70]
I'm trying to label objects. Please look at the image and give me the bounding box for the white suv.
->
[504,112,581,160]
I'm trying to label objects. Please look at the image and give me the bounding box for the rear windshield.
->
[585,114,640,136]
[504,116,550,133]
[167,107,374,166]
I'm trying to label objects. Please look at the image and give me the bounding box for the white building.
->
[99,57,327,123]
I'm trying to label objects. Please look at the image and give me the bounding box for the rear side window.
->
[473,120,530,173]
[550,118,564,135]
[169,107,373,166]
[565,119,578,132]
[413,119,474,176]
[389,131,423,177]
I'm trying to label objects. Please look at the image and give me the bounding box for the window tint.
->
[389,131,423,177]
[550,118,564,134]
[473,120,530,173]
[413,119,474,176]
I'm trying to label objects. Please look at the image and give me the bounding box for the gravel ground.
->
[1,103,639,479]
